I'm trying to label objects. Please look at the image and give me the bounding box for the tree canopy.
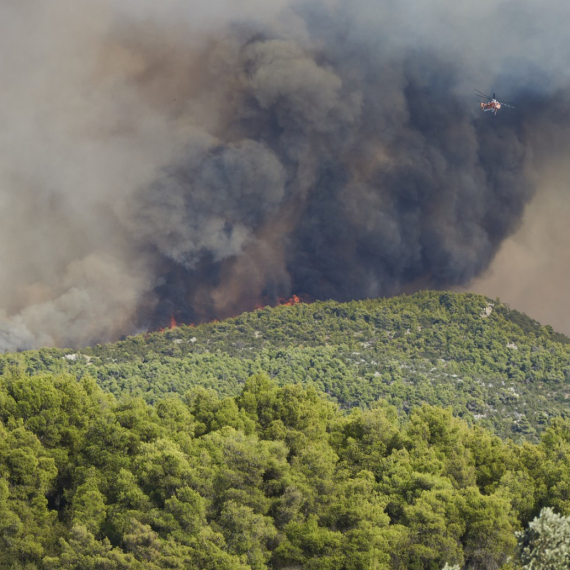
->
[2,291,570,568]
[2,292,570,441]
[0,371,569,568]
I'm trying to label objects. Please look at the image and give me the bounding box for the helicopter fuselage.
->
[480,100,501,114]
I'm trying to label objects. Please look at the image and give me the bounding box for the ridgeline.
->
[3,291,570,441]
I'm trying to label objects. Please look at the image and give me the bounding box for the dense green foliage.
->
[2,371,570,569]
[2,292,570,440]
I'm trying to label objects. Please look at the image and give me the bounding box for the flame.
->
[277,294,302,306]
[154,295,309,334]
[254,294,307,310]
[158,314,179,332]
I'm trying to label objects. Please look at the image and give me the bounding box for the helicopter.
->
[475,90,516,115]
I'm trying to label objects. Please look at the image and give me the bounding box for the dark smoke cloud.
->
[0,0,568,349]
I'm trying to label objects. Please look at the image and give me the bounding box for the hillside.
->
[1,291,570,568]
[2,291,570,441]
[1,368,570,568]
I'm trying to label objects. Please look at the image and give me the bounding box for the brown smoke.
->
[468,159,570,334]
[1,0,570,350]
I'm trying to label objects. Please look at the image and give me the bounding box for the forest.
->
[1,370,570,569]
[1,292,570,568]
[3,292,570,440]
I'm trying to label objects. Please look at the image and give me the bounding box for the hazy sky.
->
[468,160,570,333]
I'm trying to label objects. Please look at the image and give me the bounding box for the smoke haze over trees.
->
[2,0,570,350]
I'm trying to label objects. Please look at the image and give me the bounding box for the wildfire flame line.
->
[157,295,308,333]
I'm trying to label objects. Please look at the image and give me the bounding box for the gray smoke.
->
[0,0,569,350]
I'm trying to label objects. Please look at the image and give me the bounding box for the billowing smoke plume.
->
[1,0,569,350]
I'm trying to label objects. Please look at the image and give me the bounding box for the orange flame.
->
[158,314,178,332]
[154,295,309,334]
[255,294,306,310]
[277,294,302,306]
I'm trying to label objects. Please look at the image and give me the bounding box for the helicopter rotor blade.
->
[475,89,492,99]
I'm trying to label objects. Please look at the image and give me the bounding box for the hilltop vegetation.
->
[1,371,570,569]
[2,291,570,440]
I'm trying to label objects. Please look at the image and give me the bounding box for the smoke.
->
[0,0,569,350]
[468,128,570,334]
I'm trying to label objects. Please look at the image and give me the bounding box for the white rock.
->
[481,304,494,318]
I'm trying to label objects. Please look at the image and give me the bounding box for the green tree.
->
[43,525,136,570]
[72,472,108,534]
[219,500,277,569]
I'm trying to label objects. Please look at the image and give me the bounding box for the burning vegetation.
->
[1,0,569,350]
